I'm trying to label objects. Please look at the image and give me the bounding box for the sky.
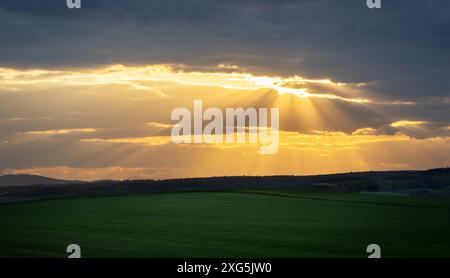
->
[0,0,449,180]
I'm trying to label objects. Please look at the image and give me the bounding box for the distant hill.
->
[0,168,449,201]
[0,174,79,187]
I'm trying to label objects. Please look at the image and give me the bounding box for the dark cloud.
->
[0,0,449,101]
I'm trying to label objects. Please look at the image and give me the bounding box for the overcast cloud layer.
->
[0,0,449,100]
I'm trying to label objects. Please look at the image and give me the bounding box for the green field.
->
[1,190,450,258]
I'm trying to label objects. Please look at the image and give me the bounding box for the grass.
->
[1,190,450,258]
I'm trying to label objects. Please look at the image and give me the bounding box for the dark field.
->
[1,190,450,258]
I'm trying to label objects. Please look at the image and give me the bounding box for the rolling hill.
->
[0,174,79,187]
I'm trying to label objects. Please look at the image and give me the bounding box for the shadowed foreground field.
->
[1,191,450,258]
